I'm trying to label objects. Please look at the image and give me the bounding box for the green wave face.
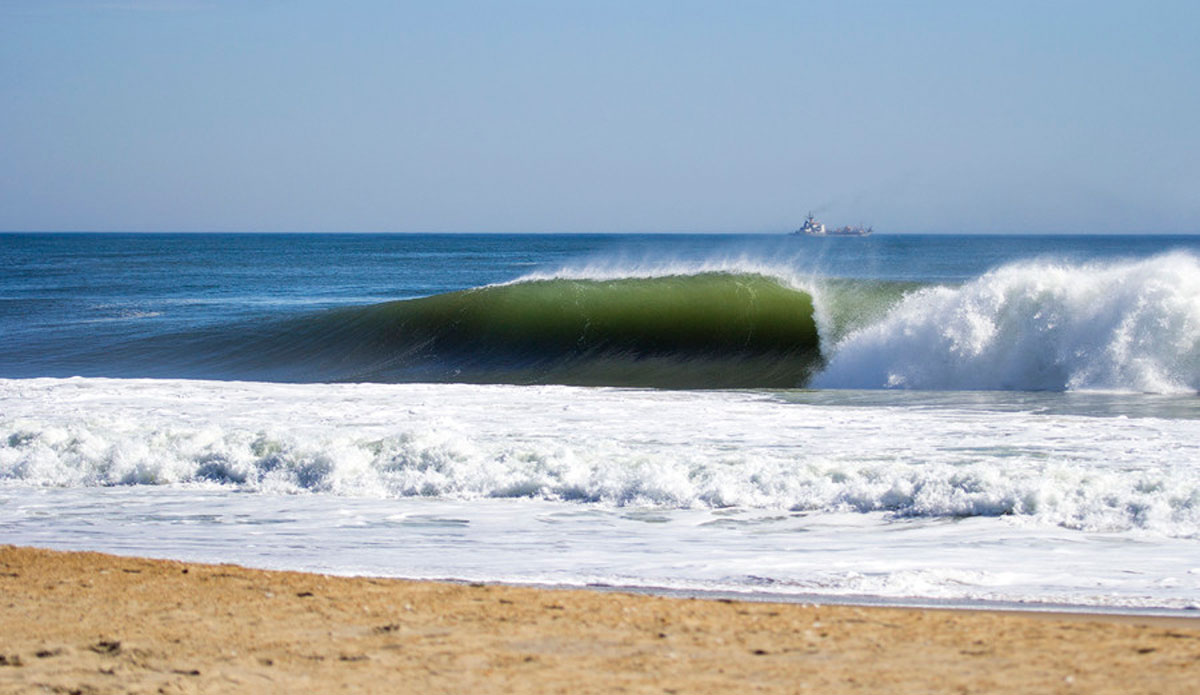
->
[433,273,815,355]
[813,278,925,346]
[250,272,822,388]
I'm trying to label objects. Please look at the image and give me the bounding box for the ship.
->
[793,213,872,237]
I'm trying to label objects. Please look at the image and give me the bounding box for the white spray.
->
[814,252,1200,393]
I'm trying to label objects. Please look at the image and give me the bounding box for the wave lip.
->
[814,252,1200,393]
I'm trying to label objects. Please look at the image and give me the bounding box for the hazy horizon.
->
[3,1,1198,235]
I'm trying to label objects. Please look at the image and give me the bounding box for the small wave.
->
[82,310,164,323]
[814,252,1200,393]
[84,303,164,322]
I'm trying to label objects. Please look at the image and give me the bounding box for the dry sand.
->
[2,545,1198,694]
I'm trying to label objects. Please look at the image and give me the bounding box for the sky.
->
[1,1,1198,234]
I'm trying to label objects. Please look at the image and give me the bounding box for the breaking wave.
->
[815,252,1200,393]
[16,253,1200,393]
[182,272,825,388]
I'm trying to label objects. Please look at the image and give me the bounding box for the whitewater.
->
[816,252,1200,393]
[3,232,1200,613]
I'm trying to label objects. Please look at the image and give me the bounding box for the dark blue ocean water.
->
[3,232,1200,387]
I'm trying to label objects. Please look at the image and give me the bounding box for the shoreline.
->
[527,582,1200,622]
[12,539,1200,621]
[3,545,1199,694]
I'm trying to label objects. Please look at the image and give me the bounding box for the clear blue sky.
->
[2,0,1198,233]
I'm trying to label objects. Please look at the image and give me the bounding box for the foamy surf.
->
[4,378,1199,537]
[814,253,1200,393]
[4,377,1200,610]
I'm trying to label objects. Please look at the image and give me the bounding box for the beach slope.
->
[1,545,1198,694]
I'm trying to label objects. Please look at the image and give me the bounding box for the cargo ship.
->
[793,213,872,236]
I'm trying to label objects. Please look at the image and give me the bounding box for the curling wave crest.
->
[68,270,822,389]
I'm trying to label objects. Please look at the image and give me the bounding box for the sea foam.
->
[3,378,1199,538]
[814,252,1200,393]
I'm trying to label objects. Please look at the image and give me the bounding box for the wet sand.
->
[2,545,1198,694]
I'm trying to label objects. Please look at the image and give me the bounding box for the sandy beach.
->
[0,546,1197,694]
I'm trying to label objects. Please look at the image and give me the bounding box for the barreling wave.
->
[121,272,823,389]
[22,253,1200,392]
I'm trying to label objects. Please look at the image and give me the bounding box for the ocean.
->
[3,232,1200,613]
